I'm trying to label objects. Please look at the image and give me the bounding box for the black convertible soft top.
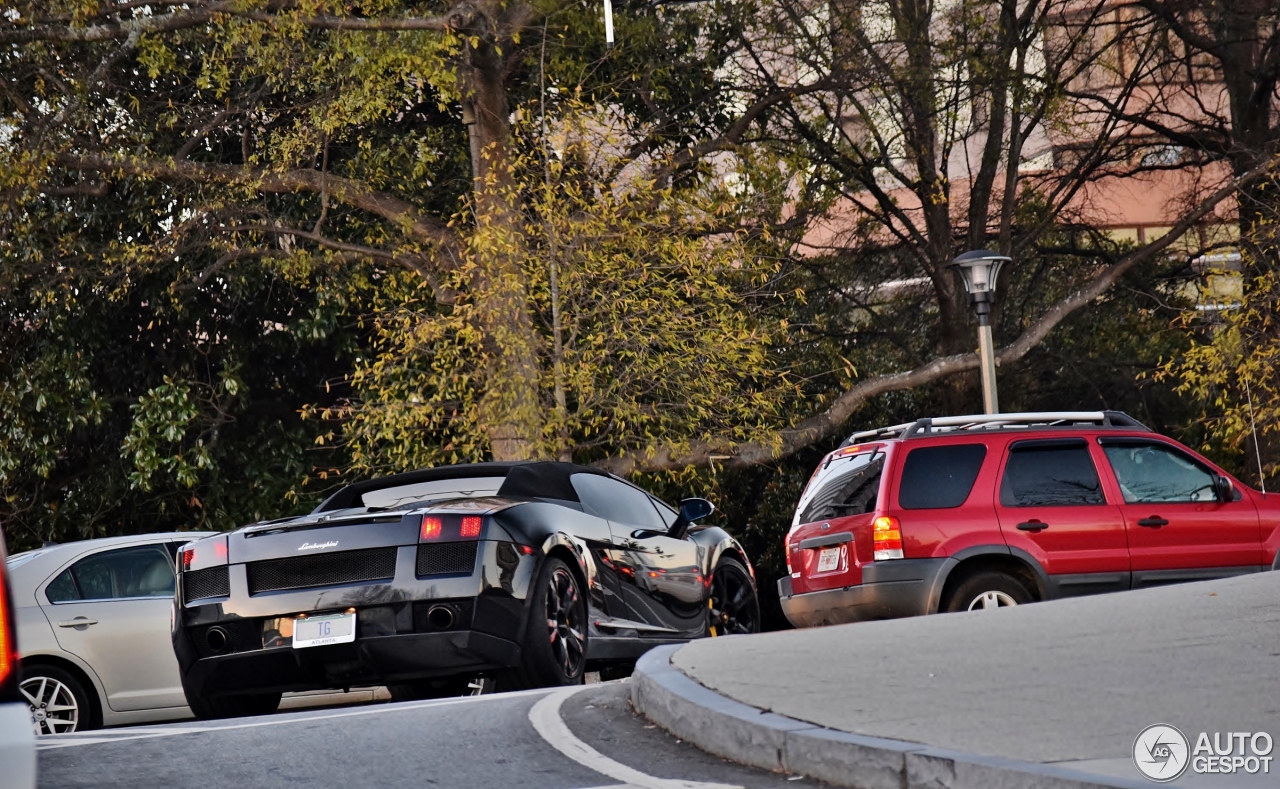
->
[312,461,613,513]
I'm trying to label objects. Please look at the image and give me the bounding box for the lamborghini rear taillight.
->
[418,515,484,542]
[873,516,904,561]
[181,535,228,572]
[420,516,444,541]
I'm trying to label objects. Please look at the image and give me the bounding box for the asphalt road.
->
[35,682,819,789]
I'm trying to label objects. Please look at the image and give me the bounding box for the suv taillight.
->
[872,516,903,561]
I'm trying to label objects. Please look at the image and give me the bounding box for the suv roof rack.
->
[845,410,1150,444]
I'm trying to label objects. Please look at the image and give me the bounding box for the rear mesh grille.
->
[416,542,478,577]
[246,547,397,594]
[183,566,230,604]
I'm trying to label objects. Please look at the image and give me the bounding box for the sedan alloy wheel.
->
[21,675,80,735]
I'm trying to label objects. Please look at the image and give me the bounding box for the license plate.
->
[292,612,356,649]
[816,546,842,573]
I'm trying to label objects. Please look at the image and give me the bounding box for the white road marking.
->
[528,686,742,789]
[37,687,556,750]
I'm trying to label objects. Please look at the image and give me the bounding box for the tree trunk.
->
[462,33,545,462]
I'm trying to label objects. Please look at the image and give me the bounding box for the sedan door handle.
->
[1016,520,1049,532]
[57,617,98,627]
[1137,516,1169,528]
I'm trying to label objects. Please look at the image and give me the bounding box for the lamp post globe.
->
[949,249,1010,415]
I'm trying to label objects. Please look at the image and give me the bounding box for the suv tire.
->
[942,571,1033,613]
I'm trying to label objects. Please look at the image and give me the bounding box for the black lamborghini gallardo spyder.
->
[172,462,760,718]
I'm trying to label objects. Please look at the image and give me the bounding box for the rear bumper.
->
[778,558,951,628]
[176,591,530,699]
[177,627,521,698]
[0,702,36,789]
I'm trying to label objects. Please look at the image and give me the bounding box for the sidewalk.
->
[631,571,1280,789]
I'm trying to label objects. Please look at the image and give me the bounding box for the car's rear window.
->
[898,444,987,509]
[793,449,884,527]
[360,477,504,508]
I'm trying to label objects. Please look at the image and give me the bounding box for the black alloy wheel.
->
[708,556,760,636]
[544,564,587,678]
[500,556,587,690]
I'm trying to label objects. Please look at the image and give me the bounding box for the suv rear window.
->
[898,444,986,509]
[1000,439,1104,507]
[793,450,884,527]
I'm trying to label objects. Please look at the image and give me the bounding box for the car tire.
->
[708,556,760,637]
[388,676,492,700]
[941,571,1033,613]
[185,691,282,720]
[498,556,587,691]
[21,664,98,735]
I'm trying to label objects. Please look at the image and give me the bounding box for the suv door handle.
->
[1016,520,1048,532]
[1137,516,1169,528]
[57,617,98,627]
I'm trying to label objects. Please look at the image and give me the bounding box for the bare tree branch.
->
[58,154,461,264]
[597,155,1278,475]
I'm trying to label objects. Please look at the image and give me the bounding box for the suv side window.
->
[1000,439,1105,507]
[48,545,176,603]
[898,444,987,509]
[1100,440,1219,503]
[570,473,669,531]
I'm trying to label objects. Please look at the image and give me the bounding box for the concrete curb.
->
[630,643,1149,789]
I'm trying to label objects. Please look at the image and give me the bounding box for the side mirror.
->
[668,497,715,539]
[1214,475,1235,503]
[679,498,716,523]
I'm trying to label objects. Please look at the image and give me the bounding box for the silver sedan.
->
[6,532,214,733]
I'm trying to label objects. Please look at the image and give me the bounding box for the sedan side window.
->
[44,568,80,603]
[1101,441,1218,503]
[52,546,176,602]
[1000,440,1105,507]
[570,474,669,531]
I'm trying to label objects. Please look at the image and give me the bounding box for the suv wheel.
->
[942,571,1032,613]
[186,691,282,720]
[498,557,586,690]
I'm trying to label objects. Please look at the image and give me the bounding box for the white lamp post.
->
[949,249,1010,415]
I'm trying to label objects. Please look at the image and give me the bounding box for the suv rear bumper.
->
[778,558,950,627]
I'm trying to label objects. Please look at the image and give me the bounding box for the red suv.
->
[778,411,1280,627]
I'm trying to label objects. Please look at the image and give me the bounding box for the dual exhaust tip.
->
[204,604,457,652]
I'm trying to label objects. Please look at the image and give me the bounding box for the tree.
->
[1,0,1270,496]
